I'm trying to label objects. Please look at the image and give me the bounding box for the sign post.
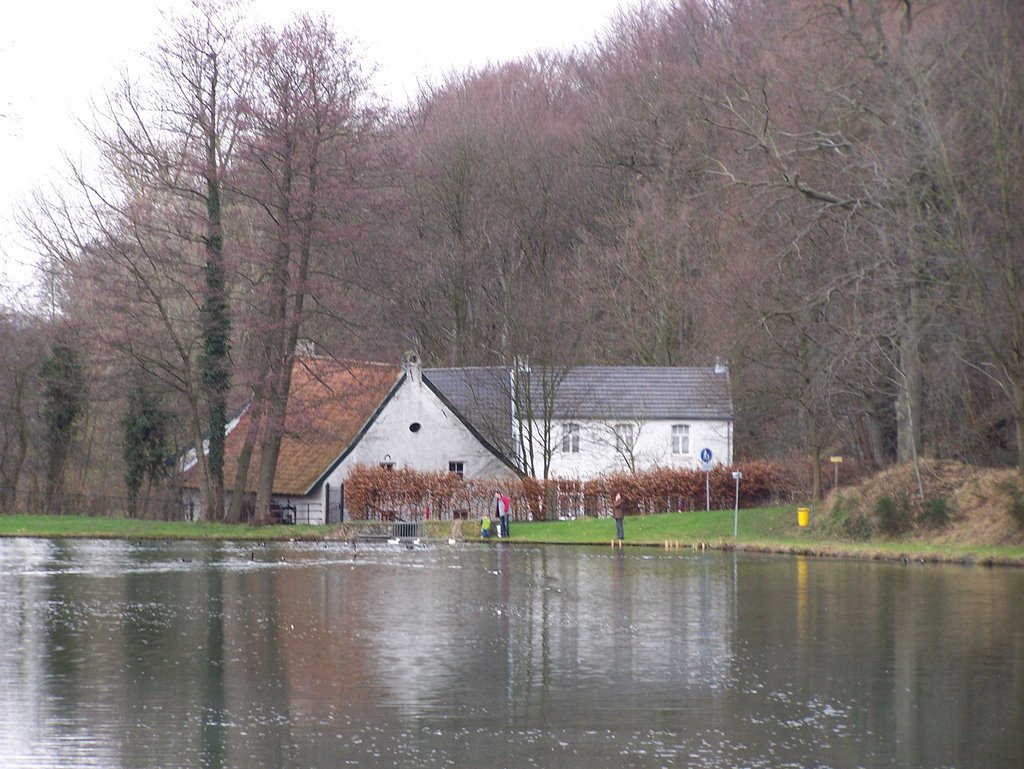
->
[732,470,743,538]
[830,456,843,490]
[699,448,713,511]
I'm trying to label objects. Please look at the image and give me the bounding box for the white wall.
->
[341,374,512,476]
[529,418,733,479]
[304,374,515,522]
[182,374,515,525]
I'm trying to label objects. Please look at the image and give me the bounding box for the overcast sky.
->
[1,0,632,302]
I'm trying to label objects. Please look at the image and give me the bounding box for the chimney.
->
[714,357,729,374]
[404,351,422,385]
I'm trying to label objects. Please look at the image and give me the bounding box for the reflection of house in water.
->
[5,540,1023,767]
[505,550,736,715]
[240,556,391,720]
[285,548,739,723]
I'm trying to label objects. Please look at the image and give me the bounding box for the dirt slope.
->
[824,459,1024,546]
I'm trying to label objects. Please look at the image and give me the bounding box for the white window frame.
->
[671,424,690,455]
[614,423,634,454]
[561,422,580,453]
[448,461,465,478]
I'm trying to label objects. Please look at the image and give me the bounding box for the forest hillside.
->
[1,0,1021,518]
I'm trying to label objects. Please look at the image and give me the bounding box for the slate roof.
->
[424,365,733,432]
[422,367,515,455]
[542,366,733,421]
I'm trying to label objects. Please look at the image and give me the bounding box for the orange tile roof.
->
[185,358,400,496]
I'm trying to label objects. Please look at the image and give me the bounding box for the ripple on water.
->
[0,540,1021,769]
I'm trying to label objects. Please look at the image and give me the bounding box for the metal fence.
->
[282,502,323,526]
[344,519,425,540]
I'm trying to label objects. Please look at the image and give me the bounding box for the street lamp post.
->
[732,470,743,538]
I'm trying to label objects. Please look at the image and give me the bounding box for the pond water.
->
[0,538,1021,769]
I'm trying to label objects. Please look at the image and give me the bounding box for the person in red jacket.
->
[494,490,510,538]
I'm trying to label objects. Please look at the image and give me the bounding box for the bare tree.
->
[228,14,379,522]
[396,57,604,368]
[0,309,46,510]
[22,0,250,519]
[920,0,1024,474]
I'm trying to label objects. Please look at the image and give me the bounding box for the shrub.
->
[341,460,800,522]
[845,513,874,540]
[876,493,913,536]
[828,496,873,540]
[1008,488,1024,529]
[919,496,951,529]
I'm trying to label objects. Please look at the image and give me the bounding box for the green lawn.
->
[511,506,797,544]
[2,509,1022,566]
[0,515,327,541]
[503,507,1024,566]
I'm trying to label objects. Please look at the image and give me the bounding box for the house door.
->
[325,483,344,524]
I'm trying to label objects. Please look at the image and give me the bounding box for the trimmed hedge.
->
[343,461,802,522]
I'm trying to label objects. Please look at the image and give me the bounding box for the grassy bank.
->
[0,515,328,541]
[505,507,1024,566]
[2,508,1022,566]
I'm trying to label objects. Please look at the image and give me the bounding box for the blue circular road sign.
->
[700,447,713,464]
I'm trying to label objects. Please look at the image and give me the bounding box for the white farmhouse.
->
[313,356,518,517]
[535,364,733,478]
[179,355,517,524]
[180,355,733,522]
[425,362,734,480]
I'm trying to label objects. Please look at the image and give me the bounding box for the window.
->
[672,424,690,455]
[380,462,395,471]
[448,461,465,478]
[561,422,580,453]
[615,423,634,454]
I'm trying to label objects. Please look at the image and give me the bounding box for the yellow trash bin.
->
[797,507,810,527]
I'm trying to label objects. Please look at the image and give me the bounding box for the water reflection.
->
[0,539,1022,768]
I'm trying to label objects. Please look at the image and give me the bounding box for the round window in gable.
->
[409,422,421,433]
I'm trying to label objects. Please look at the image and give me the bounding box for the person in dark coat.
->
[613,492,625,541]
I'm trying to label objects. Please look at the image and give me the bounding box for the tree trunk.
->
[192,435,212,523]
[198,51,230,522]
[251,380,285,526]
[808,413,823,502]
[854,398,888,468]
[227,389,265,523]
[896,281,923,465]
[1012,379,1024,479]
[1016,408,1024,481]
[0,372,30,512]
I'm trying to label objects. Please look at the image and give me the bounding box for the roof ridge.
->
[295,355,396,368]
